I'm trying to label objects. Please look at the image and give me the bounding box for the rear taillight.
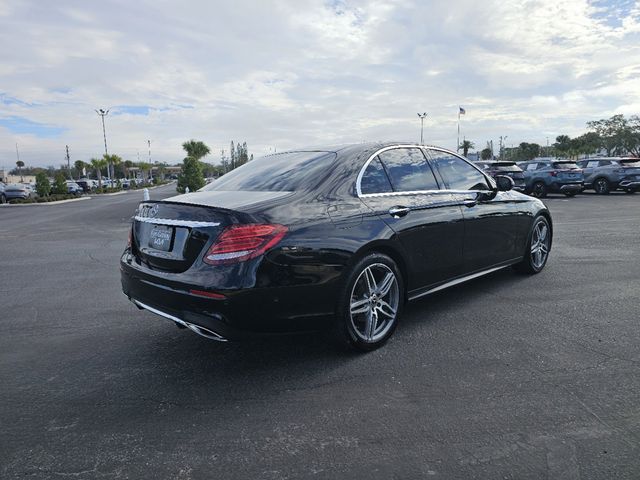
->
[550,170,557,177]
[203,224,288,265]
[127,227,132,248]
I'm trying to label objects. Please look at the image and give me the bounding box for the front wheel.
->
[336,253,403,352]
[563,191,577,197]
[0,194,6,204]
[514,216,552,274]
[625,188,637,194]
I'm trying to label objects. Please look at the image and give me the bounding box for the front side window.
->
[586,161,599,168]
[428,150,490,191]
[377,148,439,192]
[360,157,393,194]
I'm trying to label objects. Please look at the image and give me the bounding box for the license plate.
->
[149,225,173,251]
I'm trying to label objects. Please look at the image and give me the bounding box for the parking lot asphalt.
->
[1,187,639,479]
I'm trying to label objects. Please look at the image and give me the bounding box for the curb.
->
[0,196,91,207]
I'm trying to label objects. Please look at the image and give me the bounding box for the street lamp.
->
[417,112,428,144]
[95,108,111,181]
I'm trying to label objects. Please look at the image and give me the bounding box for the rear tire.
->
[531,182,547,198]
[594,177,610,194]
[0,194,6,204]
[625,188,637,194]
[335,253,404,352]
[513,216,552,274]
[563,191,577,197]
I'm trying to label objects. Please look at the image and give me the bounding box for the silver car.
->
[576,157,640,194]
[4,183,34,201]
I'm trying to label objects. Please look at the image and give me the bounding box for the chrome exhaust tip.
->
[132,299,228,342]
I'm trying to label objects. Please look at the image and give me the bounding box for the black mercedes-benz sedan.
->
[121,142,552,351]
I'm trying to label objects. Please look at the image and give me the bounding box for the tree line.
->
[10,155,167,188]
[463,114,640,161]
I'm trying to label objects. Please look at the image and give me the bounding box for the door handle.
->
[389,206,410,218]
[463,199,477,208]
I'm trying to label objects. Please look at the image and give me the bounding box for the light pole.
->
[95,108,111,181]
[499,135,508,160]
[417,112,427,144]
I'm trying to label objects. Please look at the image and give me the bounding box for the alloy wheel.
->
[595,178,609,194]
[532,182,546,198]
[530,220,550,270]
[349,263,399,343]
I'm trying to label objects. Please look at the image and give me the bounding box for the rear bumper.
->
[619,180,640,188]
[120,255,340,339]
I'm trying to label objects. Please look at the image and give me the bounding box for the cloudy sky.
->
[1,0,640,168]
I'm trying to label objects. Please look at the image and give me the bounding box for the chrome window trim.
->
[134,216,221,228]
[356,144,493,198]
[359,189,487,198]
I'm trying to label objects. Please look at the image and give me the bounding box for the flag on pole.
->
[459,107,466,115]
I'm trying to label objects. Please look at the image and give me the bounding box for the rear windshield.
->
[203,151,338,192]
[494,164,521,172]
[553,162,579,169]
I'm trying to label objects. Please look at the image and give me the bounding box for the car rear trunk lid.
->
[131,191,292,273]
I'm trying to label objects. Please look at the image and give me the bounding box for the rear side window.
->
[429,151,490,191]
[377,148,439,192]
[586,161,600,168]
[525,163,538,171]
[360,157,393,194]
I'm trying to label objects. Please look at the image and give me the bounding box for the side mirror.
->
[495,175,514,192]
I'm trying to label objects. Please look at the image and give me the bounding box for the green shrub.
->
[177,157,205,193]
[35,172,51,197]
[52,173,67,195]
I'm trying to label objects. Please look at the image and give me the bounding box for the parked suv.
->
[518,160,584,198]
[576,157,640,194]
[474,161,526,192]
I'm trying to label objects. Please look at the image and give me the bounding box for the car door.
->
[581,160,601,186]
[426,148,527,272]
[358,147,465,292]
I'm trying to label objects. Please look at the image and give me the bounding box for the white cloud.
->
[1,0,640,168]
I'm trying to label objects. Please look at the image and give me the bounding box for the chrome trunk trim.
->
[134,216,220,228]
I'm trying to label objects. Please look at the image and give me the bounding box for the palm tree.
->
[74,160,86,179]
[123,160,134,179]
[16,160,25,181]
[104,154,122,180]
[182,140,210,160]
[459,140,475,157]
[90,157,107,188]
[137,162,152,182]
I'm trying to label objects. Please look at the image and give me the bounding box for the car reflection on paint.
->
[121,142,552,351]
